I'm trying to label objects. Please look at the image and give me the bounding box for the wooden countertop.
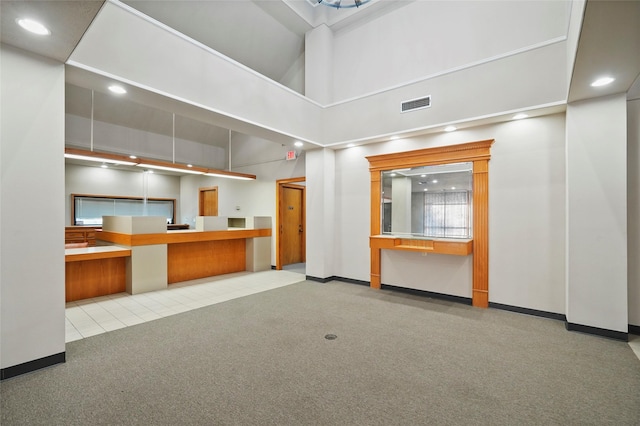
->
[96,228,272,246]
[65,245,132,262]
[370,234,473,256]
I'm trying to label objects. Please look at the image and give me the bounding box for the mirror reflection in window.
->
[381,162,473,239]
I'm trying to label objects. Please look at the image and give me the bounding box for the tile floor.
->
[65,269,306,343]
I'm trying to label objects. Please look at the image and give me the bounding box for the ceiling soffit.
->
[568,0,640,103]
[0,1,104,62]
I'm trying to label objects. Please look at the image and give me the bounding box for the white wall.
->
[305,149,336,279]
[230,132,302,169]
[179,175,275,226]
[331,114,566,313]
[324,41,567,144]
[332,0,570,101]
[279,51,305,95]
[65,164,181,226]
[627,98,640,327]
[1,46,66,369]
[305,24,333,104]
[566,94,628,332]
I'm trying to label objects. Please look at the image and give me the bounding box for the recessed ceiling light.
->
[294,141,303,147]
[451,186,456,190]
[432,179,438,183]
[444,126,457,132]
[591,77,615,87]
[108,85,127,94]
[16,18,50,35]
[513,113,528,120]
[424,189,428,191]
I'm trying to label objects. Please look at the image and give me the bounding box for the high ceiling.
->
[0,0,403,77]
[1,0,639,170]
[1,0,413,157]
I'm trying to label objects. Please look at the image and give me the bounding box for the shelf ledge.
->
[370,235,473,256]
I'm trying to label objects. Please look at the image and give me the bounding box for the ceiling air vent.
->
[401,95,431,113]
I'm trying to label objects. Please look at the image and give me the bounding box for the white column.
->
[305,24,333,104]
[391,176,413,234]
[306,149,336,279]
[627,98,640,328]
[1,46,66,374]
[566,93,628,335]
[246,216,272,272]
[102,216,168,294]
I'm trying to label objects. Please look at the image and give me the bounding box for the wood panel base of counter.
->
[66,257,126,302]
[168,239,246,284]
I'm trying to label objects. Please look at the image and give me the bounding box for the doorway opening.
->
[276,177,306,272]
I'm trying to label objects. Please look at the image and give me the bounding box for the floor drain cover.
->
[324,334,337,340]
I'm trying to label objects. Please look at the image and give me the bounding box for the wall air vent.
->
[401,95,431,113]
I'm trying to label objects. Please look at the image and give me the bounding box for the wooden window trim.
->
[366,140,494,308]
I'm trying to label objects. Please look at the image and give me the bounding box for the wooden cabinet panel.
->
[168,239,246,283]
[65,257,126,302]
[65,227,97,246]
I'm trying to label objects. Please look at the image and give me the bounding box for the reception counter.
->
[94,216,272,295]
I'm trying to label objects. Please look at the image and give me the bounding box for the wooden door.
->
[199,187,218,216]
[281,185,305,265]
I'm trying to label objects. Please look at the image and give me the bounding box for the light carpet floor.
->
[2,280,639,425]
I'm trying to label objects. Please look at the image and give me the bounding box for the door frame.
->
[276,177,306,270]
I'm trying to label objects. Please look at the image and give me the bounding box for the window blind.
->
[74,196,174,225]
[424,191,471,238]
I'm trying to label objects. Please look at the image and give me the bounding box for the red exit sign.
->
[286,150,297,160]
